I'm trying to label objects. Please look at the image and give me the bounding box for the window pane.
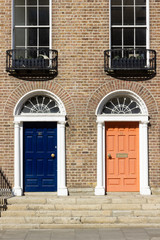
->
[15,0,25,4]
[111,7,122,25]
[135,48,146,58]
[15,48,25,58]
[111,48,122,58]
[15,28,25,46]
[15,7,25,25]
[39,28,49,46]
[111,28,122,46]
[27,28,37,46]
[39,7,49,25]
[111,0,121,5]
[124,48,134,58]
[136,28,146,45]
[135,0,146,5]
[27,0,37,5]
[27,7,37,25]
[124,7,134,25]
[124,28,134,45]
[136,7,146,25]
[27,49,37,58]
[123,0,134,5]
[39,0,49,5]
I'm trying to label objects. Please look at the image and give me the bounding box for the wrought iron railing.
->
[104,48,156,73]
[0,198,7,213]
[0,168,12,197]
[6,48,58,75]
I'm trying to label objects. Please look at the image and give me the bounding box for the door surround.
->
[95,90,151,196]
[13,89,68,196]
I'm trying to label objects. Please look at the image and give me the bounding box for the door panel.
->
[106,122,139,192]
[24,122,57,192]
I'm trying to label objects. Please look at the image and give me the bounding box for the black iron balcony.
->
[104,49,156,74]
[6,48,58,75]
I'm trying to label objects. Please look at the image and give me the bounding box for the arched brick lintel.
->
[3,81,76,117]
[86,80,159,117]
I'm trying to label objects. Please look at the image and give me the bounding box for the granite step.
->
[1,194,160,229]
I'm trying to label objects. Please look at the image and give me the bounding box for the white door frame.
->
[95,90,151,196]
[13,90,68,196]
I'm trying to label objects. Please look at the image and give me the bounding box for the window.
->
[102,96,141,114]
[14,0,50,58]
[21,96,60,114]
[111,0,147,51]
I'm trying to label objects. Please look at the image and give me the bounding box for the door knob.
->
[51,153,55,158]
[108,153,111,158]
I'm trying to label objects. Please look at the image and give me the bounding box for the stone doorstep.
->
[1,210,112,217]
[3,209,160,218]
[1,222,160,230]
[24,192,57,196]
[151,188,160,195]
[2,194,160,229]
[6,203,144,211]
[7,194,160,205]
[68,188,94,194]
[2,216,160,224]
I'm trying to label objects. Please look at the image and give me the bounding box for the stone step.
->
[133,210,160,216]
[2,216,160,224]
[0,216,116,224]
[2,223,160,230]
[2,195,160,229]
[3,208,160,218]
[1,216,160,228]
[7,203,103,211]
[6,202,160,211]
[7,195,160,205]
[118,216,160,224]
[151,188,160,195]
[68,188,94,196]
[1,210,111,217]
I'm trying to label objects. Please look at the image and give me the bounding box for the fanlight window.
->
[102,96,141,114]
[21,95,60,114]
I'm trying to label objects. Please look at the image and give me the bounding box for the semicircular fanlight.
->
[20,95,60,114]
[102,96,141,114]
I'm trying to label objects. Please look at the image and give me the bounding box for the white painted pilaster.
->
[139,121,151,195]
[95,121,105,195]
[57,121,68,196]
[13,121,23,196]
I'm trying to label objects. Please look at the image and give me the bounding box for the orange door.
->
[106,122,139,192]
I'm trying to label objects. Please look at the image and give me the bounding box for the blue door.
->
[24,122,57,192]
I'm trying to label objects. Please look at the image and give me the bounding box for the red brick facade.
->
[0,0,160,191]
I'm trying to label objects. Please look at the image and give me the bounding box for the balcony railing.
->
[104,49,156,74]
[6,48,58,75]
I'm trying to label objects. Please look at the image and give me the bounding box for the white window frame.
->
[109,0,150,50]
[12,0,52,50]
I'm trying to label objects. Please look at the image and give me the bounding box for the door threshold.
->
[24,192,57,196]
[106,192,140,195]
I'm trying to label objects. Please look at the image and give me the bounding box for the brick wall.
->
[0,0,160,189]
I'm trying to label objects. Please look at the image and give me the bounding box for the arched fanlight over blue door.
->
[102,96,141,114]
[20,95,60,114]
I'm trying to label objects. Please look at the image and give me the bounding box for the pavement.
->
[0,228,160,240]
